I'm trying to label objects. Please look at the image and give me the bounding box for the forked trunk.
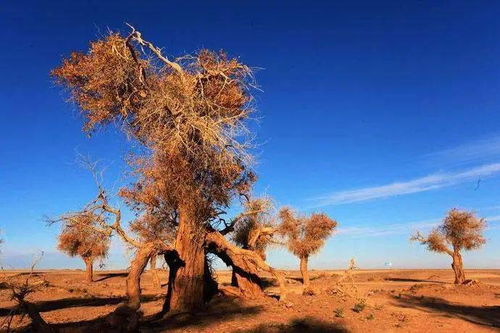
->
[84,257,93,283]
[150,255,161,289]
[300,256,310,288]
[451,251,466,284]
[164,205,206,313]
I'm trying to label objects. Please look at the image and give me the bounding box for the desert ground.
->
[0,268,499,332]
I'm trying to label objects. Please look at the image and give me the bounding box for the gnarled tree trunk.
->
[105,244,156,332]
[231,268,265,298]
[300,256,310,288]
[451,251,465,284]
[83,257,93,283]
[206,230,286,300]
[124,244,157,310]
[150,255,161,289]
[164,205,206,313]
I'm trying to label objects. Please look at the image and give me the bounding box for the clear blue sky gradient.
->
[1,1,500,270]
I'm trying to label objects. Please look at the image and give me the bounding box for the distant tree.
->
[56,211,110,282]
[411,208,486,284]
[278,208,337,289]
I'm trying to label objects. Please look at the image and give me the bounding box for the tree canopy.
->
[412,208,486,255]
[278,207,337,258]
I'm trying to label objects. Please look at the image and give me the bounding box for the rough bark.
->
[451,251,466,284]
[84,257,93,283]
[231,268,265,298]
[150,255,161,289]
[300,256,310,288]
[206,230,286,300]
[164,205,206,313]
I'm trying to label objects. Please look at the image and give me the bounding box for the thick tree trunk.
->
[451,251,466,284]
[150,255,161,289]
[300,256,310,288]
[164,205,206,313]
[231,248,266,298]
[232,268,265,298]
[84,258,93,283]
[206,230,286,300]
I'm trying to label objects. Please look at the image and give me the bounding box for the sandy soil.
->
[0,268,499,332]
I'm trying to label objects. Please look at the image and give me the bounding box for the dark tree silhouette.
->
[411,208,486,284]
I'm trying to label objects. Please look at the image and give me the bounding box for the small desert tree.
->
[411,208,486,284]
[57,211,110,282]
[278,208,337,289]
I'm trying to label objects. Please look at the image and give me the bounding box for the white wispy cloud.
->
[337,215,500,238]
[313,163,500,206]
[337,219,438,237]
[424,134,500,166]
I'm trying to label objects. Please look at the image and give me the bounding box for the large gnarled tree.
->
[411,208,486,284]
[52,26,286,319]
[278,208,337,290]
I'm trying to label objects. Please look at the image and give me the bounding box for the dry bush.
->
[0,254,53,333]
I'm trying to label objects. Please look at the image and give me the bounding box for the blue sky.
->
[1,1,500,270]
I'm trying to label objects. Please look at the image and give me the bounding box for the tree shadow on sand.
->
[141,296,264,331]
[5,295,262,332]
[384,277,445,284]
[0,294,163,316]
[234,317,349,333]
[393,294,500,328]
[93,272,128,282]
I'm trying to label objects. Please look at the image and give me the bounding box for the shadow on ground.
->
[384,278,445,284]
[142,296,264,331]
[234,317,349,333]
[394,294,500,328]
[0,294,162,316]
[94,272,128,282]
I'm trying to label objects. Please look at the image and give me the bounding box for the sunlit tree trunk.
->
[451,251,466,284]
[150,255,161,289]
[206,230,287,301]
[165,205,206,313]
[106,245,156,332]
[231,268,265,298]
[300,256,310,288]
[125,244,156,310]
[83,257,94,283]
